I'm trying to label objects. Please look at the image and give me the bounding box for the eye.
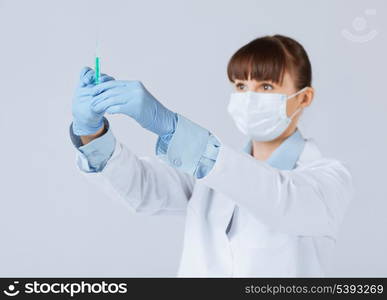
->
[235,83,247,91]
[262,83,274,91]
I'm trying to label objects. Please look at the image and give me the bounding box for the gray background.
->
[0,0,386,277]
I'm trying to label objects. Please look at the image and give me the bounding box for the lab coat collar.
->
[243,129,306,170]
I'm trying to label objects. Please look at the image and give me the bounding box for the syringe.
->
[94,40,100,84]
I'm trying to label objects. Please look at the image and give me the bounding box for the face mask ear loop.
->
[289,107,303,119]
[287,87,308,119]
[287,86,308,100]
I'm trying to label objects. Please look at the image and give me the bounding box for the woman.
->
[70,35,353,277]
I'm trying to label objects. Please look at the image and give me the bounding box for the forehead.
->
[235,72,295,87]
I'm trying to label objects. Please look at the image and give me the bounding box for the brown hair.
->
[227,35,312,90]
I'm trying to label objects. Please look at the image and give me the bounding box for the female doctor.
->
[70,35,353,277]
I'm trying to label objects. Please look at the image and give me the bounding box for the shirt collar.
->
[242,129,306,170]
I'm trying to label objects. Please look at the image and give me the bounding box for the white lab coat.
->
[76,136,353,277]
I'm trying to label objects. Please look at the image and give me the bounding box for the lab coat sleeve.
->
[71,124,196,216]
[199,144,354,237]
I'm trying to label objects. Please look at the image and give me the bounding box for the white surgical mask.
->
[227,87,307,141]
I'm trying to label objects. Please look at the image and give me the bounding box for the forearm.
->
[81,141,194,215]
[80,124,106,145]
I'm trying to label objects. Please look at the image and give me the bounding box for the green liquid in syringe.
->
[95,56,100,84]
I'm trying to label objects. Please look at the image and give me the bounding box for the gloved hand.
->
[90,80,177,137]
[72,67,114,136]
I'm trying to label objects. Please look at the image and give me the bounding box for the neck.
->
[252,128,296,161]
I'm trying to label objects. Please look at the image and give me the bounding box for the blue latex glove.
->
[72,67,114,135]
[90,80,177,137]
